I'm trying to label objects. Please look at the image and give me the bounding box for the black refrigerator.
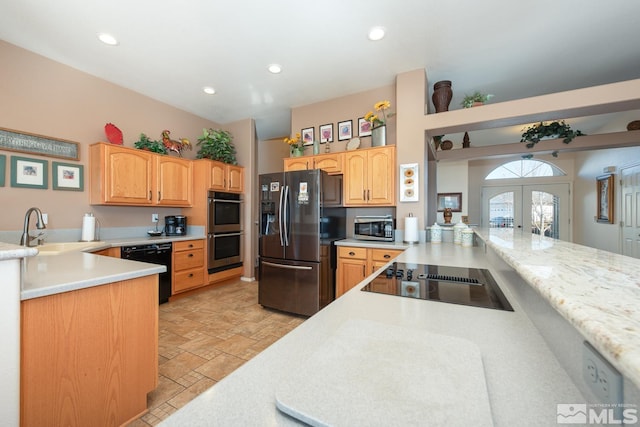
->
[259,169,345,316]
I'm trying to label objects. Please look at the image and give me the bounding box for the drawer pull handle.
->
[349,251,356,256]
[189,244,194,248]
[384,254,391,259]
[188,253,194,257]
[188,273,193,278]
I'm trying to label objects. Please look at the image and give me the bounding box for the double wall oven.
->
[208,191,243,273]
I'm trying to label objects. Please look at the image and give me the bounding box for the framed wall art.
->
[301,127,314,146]
[399,163,419,202]
[53,161,84,191]
[319,123,333,143]
[358,117,372,137]
[337,120,352,141]
[437,192,462,212]
[0,127,80,160]
[596,174,614,223]
[10,155,48,189]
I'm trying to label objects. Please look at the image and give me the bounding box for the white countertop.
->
[159,242,588,426]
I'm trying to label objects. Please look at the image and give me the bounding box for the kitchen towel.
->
[404,215,419,243]
[81,213,96,242]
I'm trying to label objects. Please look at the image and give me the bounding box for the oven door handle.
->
[261,261,312,271]
[212,232,243,238]
[211,199,243,204]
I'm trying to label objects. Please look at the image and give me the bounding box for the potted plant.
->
[196,128,237,164]
[284,133,305,157]
[134,133,167,154]
[520,120,585,148]
[461,92,494,108]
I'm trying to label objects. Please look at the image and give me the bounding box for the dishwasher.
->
[121,243,172,304]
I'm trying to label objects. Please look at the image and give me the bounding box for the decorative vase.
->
[430,222,442,243]
[432,80,453,113]
[291,146,304,157]
[313,140,320,155]
[462,132,471,148]
[443,208,453,224]
[371,125,386,147]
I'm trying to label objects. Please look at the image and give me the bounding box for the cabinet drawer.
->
[173,268,205,293]
[337,246,367,259]
[174,249,204,271]
[174,239,205,252]
[370,248,402,262]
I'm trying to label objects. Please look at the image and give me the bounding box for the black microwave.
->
[354,215,394,242]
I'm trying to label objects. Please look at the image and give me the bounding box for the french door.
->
[482,184,570,241]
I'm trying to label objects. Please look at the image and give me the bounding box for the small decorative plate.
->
[346,137,360,150]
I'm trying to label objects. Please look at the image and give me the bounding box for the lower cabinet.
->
[172,239,205,294]
[336,246,403,297]
[21,275,158,426]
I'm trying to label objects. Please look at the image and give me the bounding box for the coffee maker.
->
[165,215,187,236]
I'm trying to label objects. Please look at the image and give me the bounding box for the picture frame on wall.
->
[319,123,333,143]
[358,117,372,137]
[53,161,84,191]
[301,127,314,146]
[338,120,352,141]
[596,174,614,223]
[437,192,462,212]
[10,155,48,189]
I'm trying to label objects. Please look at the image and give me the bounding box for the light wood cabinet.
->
[172,239,206,294]
[211,161,244,193]
[91,247,121,257]
[21,275,158,427]
[89,142,193,206]
[283,152,343,175]
[343,146,396,206]
[336,245,403,297]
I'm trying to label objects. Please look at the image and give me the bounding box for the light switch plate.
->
[152,213,159,223]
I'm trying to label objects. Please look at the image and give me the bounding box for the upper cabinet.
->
[210,162,244,193]
[284,152,343,175]
[90,142,193,206]
[343,146,396,206]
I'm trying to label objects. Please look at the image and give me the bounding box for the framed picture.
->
[596,174,614,223]
[53,161,84,191]
[437,192,462,212]
[319,123,333,143]
[338,120,352,141]
[358,117,372,137]
[10,155,48,189]
[301,127,314,146]
[399,163,419,202]
[0,127,80,160]
[0,154,5,187]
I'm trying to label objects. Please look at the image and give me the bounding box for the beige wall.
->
[0,40,228,232]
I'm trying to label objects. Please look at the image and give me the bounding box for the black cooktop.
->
[361,263,514,311]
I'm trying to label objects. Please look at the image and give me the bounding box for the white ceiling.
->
[2,0,640,142]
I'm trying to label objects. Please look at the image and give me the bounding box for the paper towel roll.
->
[404,216,419,243]
[81,213,96,242]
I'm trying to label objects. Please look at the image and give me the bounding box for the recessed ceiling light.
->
[368,26,386,41]
[203,86,216,95]
[268,64,282,74]
[97,33,119,46]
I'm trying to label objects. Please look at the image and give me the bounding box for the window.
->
[486,159,565,180]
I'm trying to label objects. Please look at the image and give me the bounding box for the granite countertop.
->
[335,238,411,250]
[0,242,38,260]
[159,242,587,426]
[474,227,640,391]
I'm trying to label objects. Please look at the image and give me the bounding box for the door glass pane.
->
[530,191,558,237]
[489,192,514,228]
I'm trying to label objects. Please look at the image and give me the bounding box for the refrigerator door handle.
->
[283,185,290,246]
[278,184,285,246]
[262,261,312,271]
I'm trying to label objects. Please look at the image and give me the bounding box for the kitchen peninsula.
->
[158,229,640,426]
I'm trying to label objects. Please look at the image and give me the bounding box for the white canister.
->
[453,221,468,245]
[461,228,474,247]
[430,222,442,243]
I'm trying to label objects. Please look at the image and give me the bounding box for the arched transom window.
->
[486,159,566,180]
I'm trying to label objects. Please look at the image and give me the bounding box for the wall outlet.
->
[152,213,159,223]
[583,341,623,406]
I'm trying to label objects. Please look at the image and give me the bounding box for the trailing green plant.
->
[520,120,585,148]
[196,128,237,164]
[134,133,167,154]
[461,92,494,108]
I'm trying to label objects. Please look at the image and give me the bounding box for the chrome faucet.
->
[20,207,47,247]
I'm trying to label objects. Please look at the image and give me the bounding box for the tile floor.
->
[129,280,305,426]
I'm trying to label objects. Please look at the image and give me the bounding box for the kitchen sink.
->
[36,241,106,256]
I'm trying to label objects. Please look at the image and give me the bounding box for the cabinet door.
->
[92,144,154,205]
[343,151,368,205]
[156,156,193,206]
[367,147,396,205]
[283,157,310,172]
[210,161,227,191]
[313,153,343,174]
[336,258,367,297]
[227,165,244,193]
